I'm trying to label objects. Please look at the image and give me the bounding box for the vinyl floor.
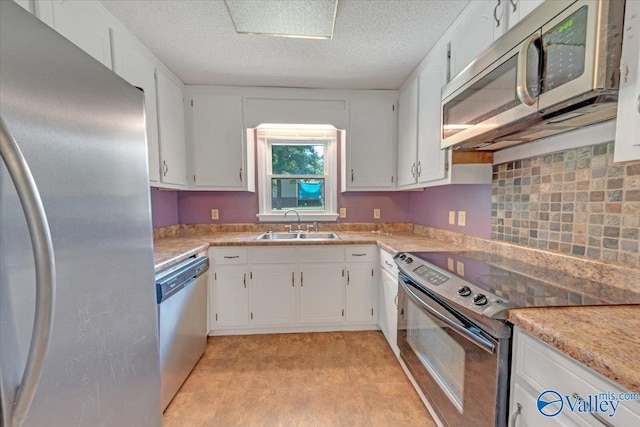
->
[162,331,437,427]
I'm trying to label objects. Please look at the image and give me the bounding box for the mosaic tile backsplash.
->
[491,142,640,266]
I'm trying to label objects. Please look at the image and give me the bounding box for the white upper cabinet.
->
[343,96,397,191]
[46,0,112,69]
[505,0,545,29]
[397,77,420,188]
[417,42,449,185]
[156,69,187,187]
[188,92,254,190]
[111,32,161,183]
[615,0,640,162]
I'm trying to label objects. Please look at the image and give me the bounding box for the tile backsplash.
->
[491,142,640,266]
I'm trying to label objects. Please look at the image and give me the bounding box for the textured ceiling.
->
[100,0,470,90]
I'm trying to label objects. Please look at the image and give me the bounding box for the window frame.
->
[256,127,338,222]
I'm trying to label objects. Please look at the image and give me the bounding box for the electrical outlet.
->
[456,261,465,277]
[211,209,219,220]
[373,208,381,219]
[458,211,466,227]
[447,257,454,271]
[339,208,347,218]
[448,211,456,225]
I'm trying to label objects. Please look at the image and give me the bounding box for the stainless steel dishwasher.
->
[155,255,209,410]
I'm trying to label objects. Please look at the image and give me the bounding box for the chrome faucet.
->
[284,209,301,232]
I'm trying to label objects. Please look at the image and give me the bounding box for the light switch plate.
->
[211,209,219,220]
[458,211,466,227]
[373,208,381,219]
[456,261,465,276]
[339,208,347,218]
[448,211,456,225]
[447,257,454,271]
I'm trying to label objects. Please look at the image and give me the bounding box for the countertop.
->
[153,229,640,394]
[509,306,640,394]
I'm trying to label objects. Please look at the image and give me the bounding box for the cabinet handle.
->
[239,168,243,182]
[509,403,521,427]
[494,0,502,27]
[509,0,517,12]
[300,271,303,287]
[411,162,416,178]
[571,394,615,427]
[291,272,294,286]
[417,161,422,177]
[347,271,350,285]
[243,273,246,288]
[394,294,398,308]
[637,94,640,114]
[351,169,354,183]
[223,255,239,259]
[162,160,168,177]
[384,260,393,268]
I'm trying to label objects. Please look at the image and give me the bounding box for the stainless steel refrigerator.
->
[0,2,162,426]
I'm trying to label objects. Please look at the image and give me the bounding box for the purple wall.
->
[409,184,492,238]
[150,187,179,227]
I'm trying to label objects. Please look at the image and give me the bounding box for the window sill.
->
[257,213,340,222]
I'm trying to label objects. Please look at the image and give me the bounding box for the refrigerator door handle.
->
[0,117,56,427]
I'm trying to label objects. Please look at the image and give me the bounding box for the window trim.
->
[256,128,338,222]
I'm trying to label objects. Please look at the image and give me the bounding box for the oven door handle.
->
[401,279,496,354]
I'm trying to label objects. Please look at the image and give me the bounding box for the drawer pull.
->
[394,294,398,308]
[571,394,615,427]
[384,260,393,268]
[351,253,367,257]
[223,255,240,259]
[509,403,521,427]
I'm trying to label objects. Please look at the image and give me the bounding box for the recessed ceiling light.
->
[224,0,338,39]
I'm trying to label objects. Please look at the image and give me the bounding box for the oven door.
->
[397,273,509,427]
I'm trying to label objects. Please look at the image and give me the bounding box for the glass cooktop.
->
[408,251,640,308]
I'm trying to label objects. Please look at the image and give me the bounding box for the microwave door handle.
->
[400,279,495,354]
[0,117,56,427]
[516,32,540,107]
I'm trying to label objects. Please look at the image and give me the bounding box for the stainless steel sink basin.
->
[254,232,340,241]
[254,232,299,240]
[297,232,339,240]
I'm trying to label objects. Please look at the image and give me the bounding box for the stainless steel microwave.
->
[441,0,626,151]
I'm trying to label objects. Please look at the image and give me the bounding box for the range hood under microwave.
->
[441,0,626,151]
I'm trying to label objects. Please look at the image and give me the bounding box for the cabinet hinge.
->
[371,308,374,316]
[445,161,450,172]
[392,104,395,112]
[190,99,194,107]
[446,42,452,83]
[250,272,253,279]
[371,269,374,277]
[193,174,196,183]
[391,176,394,183]
[342,309,344,317]
[251,312,253,320]
[214,272,217,280]
[215,313,218,321]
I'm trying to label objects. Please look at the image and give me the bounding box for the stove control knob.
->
[405,257,413,264]
[473,294,488,306]
[399,254,406,260]
[458,286,472,297]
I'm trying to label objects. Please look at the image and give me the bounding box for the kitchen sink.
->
[254,232,340,241]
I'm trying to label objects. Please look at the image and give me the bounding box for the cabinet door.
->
[112,34,161,183]
[299,264,345,324]
[507,0,544,29]
[346,97,396,190]
[212,266,249,328]
[417,43,449,184]
[250,264,297,326]
[449,1,501,79]
[156,69,187,186]
[191,93,248,189]
[380,269,399,356]
[614,0,640,162]
[396,77,419,187]
[49,0,112,68]
[345,264,375,323]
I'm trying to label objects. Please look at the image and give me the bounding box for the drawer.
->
[379,249,397,275]
[346,245,376,262]
[211,247,248,264]
[513,328,640,426]
[249,247,296,263]
[298,246,344,263]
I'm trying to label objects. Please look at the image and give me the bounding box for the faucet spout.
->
[284,209,301,231]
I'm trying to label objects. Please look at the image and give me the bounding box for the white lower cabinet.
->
[378,249,399,356]
[510,327,640,427]
[209,245,378,334]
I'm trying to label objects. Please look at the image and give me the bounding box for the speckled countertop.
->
[510,306,640,394]
[153,227,640,394]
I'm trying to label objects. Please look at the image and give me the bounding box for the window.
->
[256,125,339,222]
